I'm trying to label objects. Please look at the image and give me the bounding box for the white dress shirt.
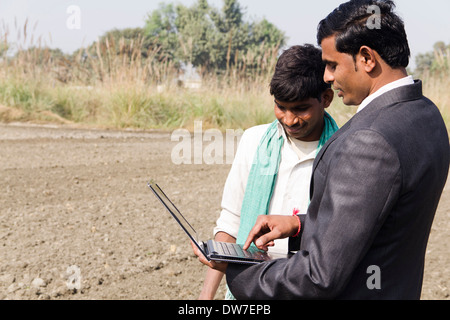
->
[214,122,319,254]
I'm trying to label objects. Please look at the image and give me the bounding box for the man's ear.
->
[321,88,334,109]
[358,46,377,73]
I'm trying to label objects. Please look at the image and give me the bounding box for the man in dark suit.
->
[223,0,450,299]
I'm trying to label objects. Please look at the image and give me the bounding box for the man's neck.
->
[369,67,408,96]
[357,68,413,113]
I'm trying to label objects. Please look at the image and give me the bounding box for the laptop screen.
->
[148,181,200,246]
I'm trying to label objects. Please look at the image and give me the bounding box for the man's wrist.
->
[292,215,302,237]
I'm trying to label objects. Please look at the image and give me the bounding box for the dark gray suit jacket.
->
[226,80,450,299]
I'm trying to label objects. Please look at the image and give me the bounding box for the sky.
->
[0,0,449,70]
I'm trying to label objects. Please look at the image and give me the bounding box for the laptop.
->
[148,180,289,265]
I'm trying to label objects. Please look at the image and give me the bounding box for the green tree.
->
[208,0,250,72]
[144,3,178,61]
[143,0,286,74]
[174,0,213,68]
[97,28,151,57]
[415,41,450,77]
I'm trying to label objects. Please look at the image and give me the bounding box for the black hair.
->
[317,0,410,68]
[270,44,331,102]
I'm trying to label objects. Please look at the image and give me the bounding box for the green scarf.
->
[236,112,339,246]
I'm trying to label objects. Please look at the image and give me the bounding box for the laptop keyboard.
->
[215,241,269,260]
[218,242,241,256]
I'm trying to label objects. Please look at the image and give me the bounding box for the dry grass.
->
[0,21,280,131]
[0,21,448,132]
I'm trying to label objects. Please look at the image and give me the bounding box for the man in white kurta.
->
[196,44,337,299]
[215,122,319,255]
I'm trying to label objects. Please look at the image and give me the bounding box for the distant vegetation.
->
[414,42,450,125]
[0,0,448,131]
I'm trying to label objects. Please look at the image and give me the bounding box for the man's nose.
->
[324,68,334,84]
[284,111,298,127]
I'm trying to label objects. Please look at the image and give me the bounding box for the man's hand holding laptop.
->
[190,241,228,273]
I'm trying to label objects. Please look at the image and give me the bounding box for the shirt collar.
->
[357,75,415,113]
[276,121,285,139]
[277,121,318,162]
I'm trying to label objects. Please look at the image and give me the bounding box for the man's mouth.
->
[285,125,303,134]
[332,85,343,97]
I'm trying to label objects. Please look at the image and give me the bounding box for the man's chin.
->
[285,127,304,138]
[287,131,308,141]
[341,95,363,107]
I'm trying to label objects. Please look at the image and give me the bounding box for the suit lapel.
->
[312,118,351,173]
